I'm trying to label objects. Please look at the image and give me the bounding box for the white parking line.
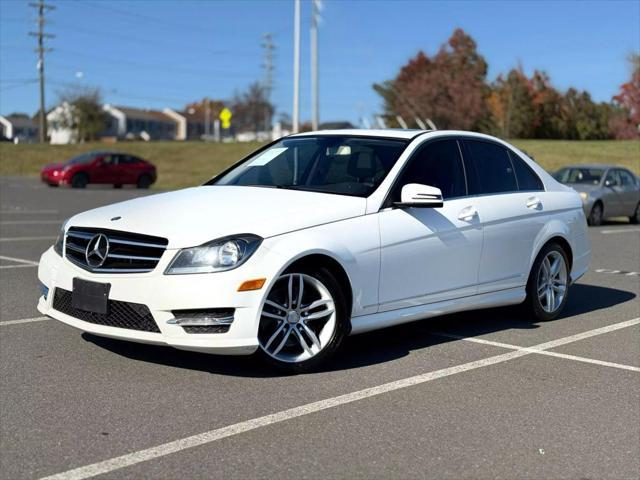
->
[600,228,640,234]
[39,317,640,480]
[0,220,61,225]
[433,320,640,372]
[0,209,58,215]
[0,264,38,270]
[0,255,39,266]
[0,236,56,242]
[0,316,50,326]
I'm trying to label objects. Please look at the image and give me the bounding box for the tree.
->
[57,86,108,142]
[488,68,535,138]
[373,29,488,131]
[230,82,274,134]
[610,53,640,139]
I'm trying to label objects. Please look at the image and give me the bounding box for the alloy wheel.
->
[258,273,336,364]
[536,251,568,313]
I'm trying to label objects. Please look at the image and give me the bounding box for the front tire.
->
[630,203,640,224]
[71,173,88,189]
[588,202,603,226]
[256,267,349,373]
[523,243,570,321]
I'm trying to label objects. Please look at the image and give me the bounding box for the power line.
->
[71,0,218,35]
[28,0,55,143]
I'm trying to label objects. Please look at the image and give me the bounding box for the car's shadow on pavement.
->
[82,283,635,378]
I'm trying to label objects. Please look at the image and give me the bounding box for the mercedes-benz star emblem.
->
[85,234,109,268]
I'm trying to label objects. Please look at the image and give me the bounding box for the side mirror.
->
[394,183,443,208]
[604,179,616,187]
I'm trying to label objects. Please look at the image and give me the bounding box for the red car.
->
[41,151,157,189]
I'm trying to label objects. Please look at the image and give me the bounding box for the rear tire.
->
[256,267,349,373]
[630,203,640,224]
[522,242,570,322]
[587,202,603,226]
[137,174,152,189]
[71,173,88,189]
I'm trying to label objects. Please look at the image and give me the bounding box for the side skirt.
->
[349,287,526,335]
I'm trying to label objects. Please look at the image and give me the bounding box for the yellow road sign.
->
[219,108,232,129]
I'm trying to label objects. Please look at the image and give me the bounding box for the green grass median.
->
[0,139,637,190]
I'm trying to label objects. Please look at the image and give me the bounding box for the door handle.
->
[458,206,478,222]
[526,196,542,210]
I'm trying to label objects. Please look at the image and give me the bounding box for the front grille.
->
[65,227,168,273]
[53,288,160,333]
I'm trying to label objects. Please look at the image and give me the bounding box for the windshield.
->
[554,167,604,185]
[210,136,409,197]
[67,152,99,165]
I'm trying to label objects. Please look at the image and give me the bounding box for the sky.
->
[1,0,638,126]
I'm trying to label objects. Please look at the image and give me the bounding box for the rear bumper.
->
[36,247,275,355]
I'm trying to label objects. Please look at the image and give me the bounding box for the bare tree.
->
[57,86,108,142]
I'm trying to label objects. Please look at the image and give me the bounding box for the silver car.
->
[554,164,640,226]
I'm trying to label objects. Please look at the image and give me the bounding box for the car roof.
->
[290,129,429,140]
[559,164,619,170]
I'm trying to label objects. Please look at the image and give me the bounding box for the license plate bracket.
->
[72,278,110,314]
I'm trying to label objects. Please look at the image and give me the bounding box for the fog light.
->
[167,308,235,326]
[40,283,49,300]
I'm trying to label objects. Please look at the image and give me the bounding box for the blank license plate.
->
[72,278,111,314]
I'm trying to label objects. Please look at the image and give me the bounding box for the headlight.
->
[579,192,589,202]
[53,220,68,256]
[165,235,262,275]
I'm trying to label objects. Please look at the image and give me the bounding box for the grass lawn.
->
[0,139,638,190]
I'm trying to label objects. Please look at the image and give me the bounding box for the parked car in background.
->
[38,130,590,371]
[553,164,640,226]
[41,151,157,189]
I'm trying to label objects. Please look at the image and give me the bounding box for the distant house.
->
[47,103,78,144]
[0,114,39,143]
[103,105,178,141]
[163,108,206,141]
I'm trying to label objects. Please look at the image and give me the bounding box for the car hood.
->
[67,186,367,248]
[565,183,602,195]
[42,162,64,172]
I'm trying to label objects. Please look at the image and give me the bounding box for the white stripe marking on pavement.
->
[0,209,58,214]
[0,220,61,225]
[0,236,56,242]
[433,320,640,372]
[0,255,39,266]
[600,228,640,234]
[39,317,640,480]
[0,264,38,270]
[0,316,50,326]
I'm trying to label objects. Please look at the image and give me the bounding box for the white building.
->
[0,115,39,143]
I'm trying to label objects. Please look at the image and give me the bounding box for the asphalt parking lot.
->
[1,176,638,480]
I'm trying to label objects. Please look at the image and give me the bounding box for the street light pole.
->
[292,0,300,133]
[311,0,321,131]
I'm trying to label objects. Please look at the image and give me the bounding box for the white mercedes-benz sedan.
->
[38,130,591,371]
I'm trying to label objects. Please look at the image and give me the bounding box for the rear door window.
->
[617,169,637,187]
[462,140,518,195]
[508,151,544,191]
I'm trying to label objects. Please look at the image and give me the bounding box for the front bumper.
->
[37,247,272,355]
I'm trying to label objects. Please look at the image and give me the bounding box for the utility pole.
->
[311,0,321,131]
[262,33,275,134]
[292,0,300,133]
[29,0,55,143]
[204,97,210,136]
